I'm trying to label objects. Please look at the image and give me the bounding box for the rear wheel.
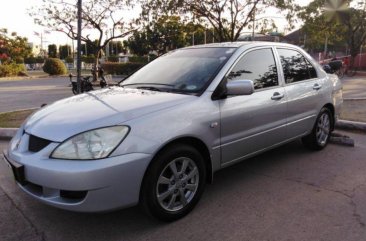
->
[140,144,206,222]
[302,107,333,150]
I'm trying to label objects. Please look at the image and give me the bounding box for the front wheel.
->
[302,107,333,150]
[140,144,206,222]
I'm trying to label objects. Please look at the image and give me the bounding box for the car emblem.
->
[15,139,21,150]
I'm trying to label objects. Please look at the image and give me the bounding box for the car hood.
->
[24,87,195,142]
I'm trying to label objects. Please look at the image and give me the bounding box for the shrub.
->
[81,55,95,64]
[65,56,74,64]
[35,57,45,64]
[14,57,24,64]
[129,55,158,63]
[129,56,148,63]
[43,58,67,75]
[25,56,36,65]
[0,63,26,77]
[101,62,145,75]
[107,56,119,62]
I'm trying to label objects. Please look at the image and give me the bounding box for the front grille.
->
[28,135,51,152]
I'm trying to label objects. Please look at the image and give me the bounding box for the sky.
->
[1,0,312,48]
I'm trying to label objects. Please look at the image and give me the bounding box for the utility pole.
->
[76,0,82,94]
[324,34,328,61]
[252,7,255,41]
[204,25,207,44]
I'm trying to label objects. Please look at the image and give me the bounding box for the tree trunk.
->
[93,49,102,82]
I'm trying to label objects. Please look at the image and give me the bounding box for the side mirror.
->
[226,79,254,96]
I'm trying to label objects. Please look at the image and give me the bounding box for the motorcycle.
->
[322,60,344,78]
[70,76,94,95]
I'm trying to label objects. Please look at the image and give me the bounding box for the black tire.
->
[336,68,344,79]
[140,144,206,222]
[72,87,78,95]
[302,107,333,150]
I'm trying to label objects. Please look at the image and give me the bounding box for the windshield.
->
[120,47,236,94]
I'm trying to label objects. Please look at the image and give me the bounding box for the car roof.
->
[184,41,300,50]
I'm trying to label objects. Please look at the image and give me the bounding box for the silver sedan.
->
[3,42,342,221]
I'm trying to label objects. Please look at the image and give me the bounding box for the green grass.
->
[0,109,36,128]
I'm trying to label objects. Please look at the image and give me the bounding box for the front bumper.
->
[5,132,152,212]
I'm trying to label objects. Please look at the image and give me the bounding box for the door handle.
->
[271,92,284,100]
[313,83,322,90]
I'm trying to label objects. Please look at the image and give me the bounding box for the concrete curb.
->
[0,128,17,140]
[0,119,365,140]
[335,119,366,132]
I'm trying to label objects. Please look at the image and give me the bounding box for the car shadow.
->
[19,139,319,240]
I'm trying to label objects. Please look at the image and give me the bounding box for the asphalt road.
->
[0,75,365,113]
[0,76,122,113]
[1,130,366,241]
[0,77,73,113]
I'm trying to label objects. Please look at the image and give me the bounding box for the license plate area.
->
[3,153,27,185]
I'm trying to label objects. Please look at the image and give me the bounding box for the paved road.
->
[0,75,365,113]
[0,77,72,113]
[0,76,122,113]
[1,130,366,241]
[341,76,366,99]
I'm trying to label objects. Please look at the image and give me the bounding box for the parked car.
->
[3,42,343,221]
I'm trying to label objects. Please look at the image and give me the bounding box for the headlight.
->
[50,126,129,160]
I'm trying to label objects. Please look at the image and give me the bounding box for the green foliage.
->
[299,0,366,58]
[125,16,192,56]
[80,40,99,56]
[0,29,32,64]
[141,0,298,42]
[35,56,45,64]
[107,40,125,55]
[0,63,26,77]
[59,45,71,59]
[65,56,74,64]
[24,56,36,65]
[107,56,119,62]
[101,62,145,75]
[81,55,96,64]
[42,58,67,75]
[14,57,24,64]
[129,56,149,63]
[48,44,58,58]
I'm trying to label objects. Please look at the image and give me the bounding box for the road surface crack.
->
[247,171,366,228]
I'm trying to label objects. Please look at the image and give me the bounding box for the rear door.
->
[275,48,323,138]
[219,47,288,165]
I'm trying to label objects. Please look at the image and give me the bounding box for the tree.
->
[80,40,98,56]
[299,0,366,62]
[48,44,58,58]
[141,0,297,42]
[0,28,32,64]
[59,45,71,59]
[30,0,136,68]
[125,16,207,56]
[108,40,124,55]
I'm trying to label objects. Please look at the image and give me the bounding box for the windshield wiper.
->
[136,86,163,92]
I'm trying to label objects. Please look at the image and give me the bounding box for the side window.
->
[305,58,318,79]
[277,48,317,84]
[227,48,278,90]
